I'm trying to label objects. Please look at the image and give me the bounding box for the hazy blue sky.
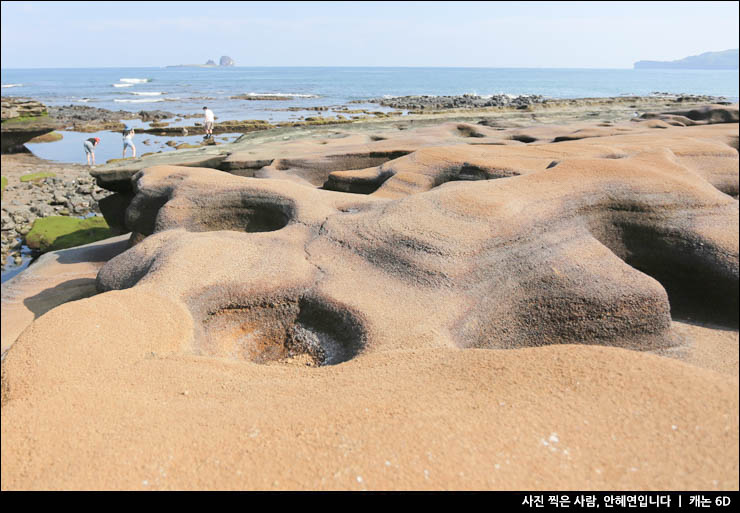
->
[2,1,738,69]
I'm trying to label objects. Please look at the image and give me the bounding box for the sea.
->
[2,66,738,163]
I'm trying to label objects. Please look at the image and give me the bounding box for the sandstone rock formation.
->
[2,103,738,490]
[87,103,739,362]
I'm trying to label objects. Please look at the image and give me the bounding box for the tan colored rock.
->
[1,108,738,490]
[1,234,129,354]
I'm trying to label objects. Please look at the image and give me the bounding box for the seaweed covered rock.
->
[1,97,58,153]
[25,215,114,253]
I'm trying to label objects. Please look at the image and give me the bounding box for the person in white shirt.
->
[203,106,215,139]
[122,126,136,158]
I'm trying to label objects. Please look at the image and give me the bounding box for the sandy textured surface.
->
[1,104,738,490]
[1,234,129,354]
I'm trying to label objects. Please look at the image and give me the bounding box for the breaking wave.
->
[113,83,134,88]
[1,84,22,88]
[114,98,165,103]
[120,78,152,83]
[244,92,319,98]
[131,91,164,96]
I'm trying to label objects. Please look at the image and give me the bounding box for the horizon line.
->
[2,65,648,71]
[4,65,738,72]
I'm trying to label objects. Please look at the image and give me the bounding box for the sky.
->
[1,1,738,69]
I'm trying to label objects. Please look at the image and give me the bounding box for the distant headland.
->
[166,55,235,68]
[634,49,738,70]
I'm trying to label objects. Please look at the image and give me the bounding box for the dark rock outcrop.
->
[363,93,545,111]
[1,98,59,153]
[45,105,177,131]
[219,55,235,67]
[637,104,739,125]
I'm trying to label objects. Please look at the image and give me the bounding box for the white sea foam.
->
[131,91,164,96]
[77,98,93,102]
[114,98,165,103]
[113,83,134,88]
[1,84,22,88]
[120,78,151,84]
[245,92,319,98]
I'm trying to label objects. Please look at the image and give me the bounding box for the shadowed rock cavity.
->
[456,124,486,138]
[448,164,510,181]
[172,198,293,234]
[586,212,739,327]
[194,294,366,366]
[728,135,739,152]
[324,153,522,195]
[126,189,294,237]
[509,134,538,143]
[252,151,413,187]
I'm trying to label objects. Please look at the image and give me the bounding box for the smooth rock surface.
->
[1,105,738,490]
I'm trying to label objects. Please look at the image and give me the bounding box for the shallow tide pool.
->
[26,129,246,165]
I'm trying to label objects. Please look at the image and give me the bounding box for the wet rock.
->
[30,204,56,218]
[51,192,68,205]
[1,97,59,153]
[1,214,16,232]
[138,110,175,122]
[361,93,546,111]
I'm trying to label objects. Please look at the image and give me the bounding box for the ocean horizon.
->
[3,66,738,124]
[3,65,738,164]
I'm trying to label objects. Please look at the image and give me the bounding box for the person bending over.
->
[83,137,100,166]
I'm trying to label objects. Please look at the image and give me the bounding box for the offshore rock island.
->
[1,93,738,490]
[166,55,236,68]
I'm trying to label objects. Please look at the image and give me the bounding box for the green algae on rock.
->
[19,171,57,182]
[25,215,115,253]
[1,176,7,198]
[28,131,64,143]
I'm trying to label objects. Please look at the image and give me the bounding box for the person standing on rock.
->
[83,137,100,167]
[122,126,136,158]
[203,106,215,139]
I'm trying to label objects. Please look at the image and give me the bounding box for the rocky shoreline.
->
[5,93,733,148]
[359,92,729,111]
[1,97,183,152]
[47,104,177,132]
[2,94,736,271]
[360,93,546,110]
[1,154,109,268]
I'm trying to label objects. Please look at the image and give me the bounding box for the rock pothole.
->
[456,125,486,138]
[586,213,739,327]
[183,200,292,233]
[509,134,538,143]
[196,295,366,366]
